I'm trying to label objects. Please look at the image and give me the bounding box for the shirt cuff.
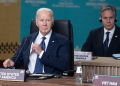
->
[30,42,33,54]
[39,51,44,59]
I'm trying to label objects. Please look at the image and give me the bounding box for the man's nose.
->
[43,21,47,25]
[107,18,110,23]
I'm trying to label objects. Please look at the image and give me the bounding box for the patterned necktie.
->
[34,37,46,73]
[104,32,110,56]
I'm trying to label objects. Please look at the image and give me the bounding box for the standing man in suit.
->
[81,5,120,57]
[3,8,69,75]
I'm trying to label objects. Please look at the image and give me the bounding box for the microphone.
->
[6,37,28,69]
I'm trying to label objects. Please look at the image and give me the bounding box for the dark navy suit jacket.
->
[11,31,69,75]
[81,25,120,57]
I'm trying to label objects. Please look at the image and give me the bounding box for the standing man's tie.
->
[104,32,110,56]
[34,37,46,73]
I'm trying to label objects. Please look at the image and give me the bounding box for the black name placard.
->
[0,68,25,82]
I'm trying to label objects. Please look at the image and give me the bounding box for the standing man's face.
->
[36,11,54,36]
[101,10,115,30]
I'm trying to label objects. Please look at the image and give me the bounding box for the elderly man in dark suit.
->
[81,5,120,57]
[3,8,69,75]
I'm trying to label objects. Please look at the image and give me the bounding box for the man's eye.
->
[47,20,50,21]
[110,17,113,19]
[40,20,43,21]
[104,17,107,19]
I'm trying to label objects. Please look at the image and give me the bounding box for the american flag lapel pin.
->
[115,36,117,37]
[52,41,54,42]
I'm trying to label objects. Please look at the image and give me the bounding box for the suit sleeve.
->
[11,37,27,68]
[40,38,70,71]
[81,30,93,52]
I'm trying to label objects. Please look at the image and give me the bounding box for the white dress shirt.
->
[103,25,115,47]
[28,30,52,73]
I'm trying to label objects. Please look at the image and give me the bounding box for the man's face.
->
[101,10,115,30]
[36,11,54,36]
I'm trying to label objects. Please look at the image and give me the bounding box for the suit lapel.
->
[24,32,39,69]
[107,25,120,53]
[46,31,57,54]
[25,32,39,54]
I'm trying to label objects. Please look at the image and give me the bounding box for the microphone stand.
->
[5,37,28,69]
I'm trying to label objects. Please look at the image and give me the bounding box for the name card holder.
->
[93,74,120,86]
[74,51,92,61]
[0,68,26,82]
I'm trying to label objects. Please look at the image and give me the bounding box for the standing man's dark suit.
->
[81,25,120,57]
[11,31,69,75]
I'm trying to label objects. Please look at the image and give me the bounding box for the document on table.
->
[112,54,120,59]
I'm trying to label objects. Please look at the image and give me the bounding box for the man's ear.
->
[36,20,38,27]
[36,24,38,27]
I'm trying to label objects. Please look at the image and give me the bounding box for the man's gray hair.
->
[36,8,54,20]
[100,5,116,18]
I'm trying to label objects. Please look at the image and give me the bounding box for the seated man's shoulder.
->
[54,32,70,44]
[54,32,69,40]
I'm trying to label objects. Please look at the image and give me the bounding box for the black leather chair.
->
[30,19,74,76]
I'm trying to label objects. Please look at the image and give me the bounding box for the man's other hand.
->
[3,59,14,68]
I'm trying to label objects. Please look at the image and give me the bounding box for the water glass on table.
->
[87,69,94,83]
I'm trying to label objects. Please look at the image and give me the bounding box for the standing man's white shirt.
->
[103,25,115,47]
[28,30,52,73]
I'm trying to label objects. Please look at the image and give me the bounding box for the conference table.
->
[74,57,120,78]
[0,76,92,86]
[1,57,120,86]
